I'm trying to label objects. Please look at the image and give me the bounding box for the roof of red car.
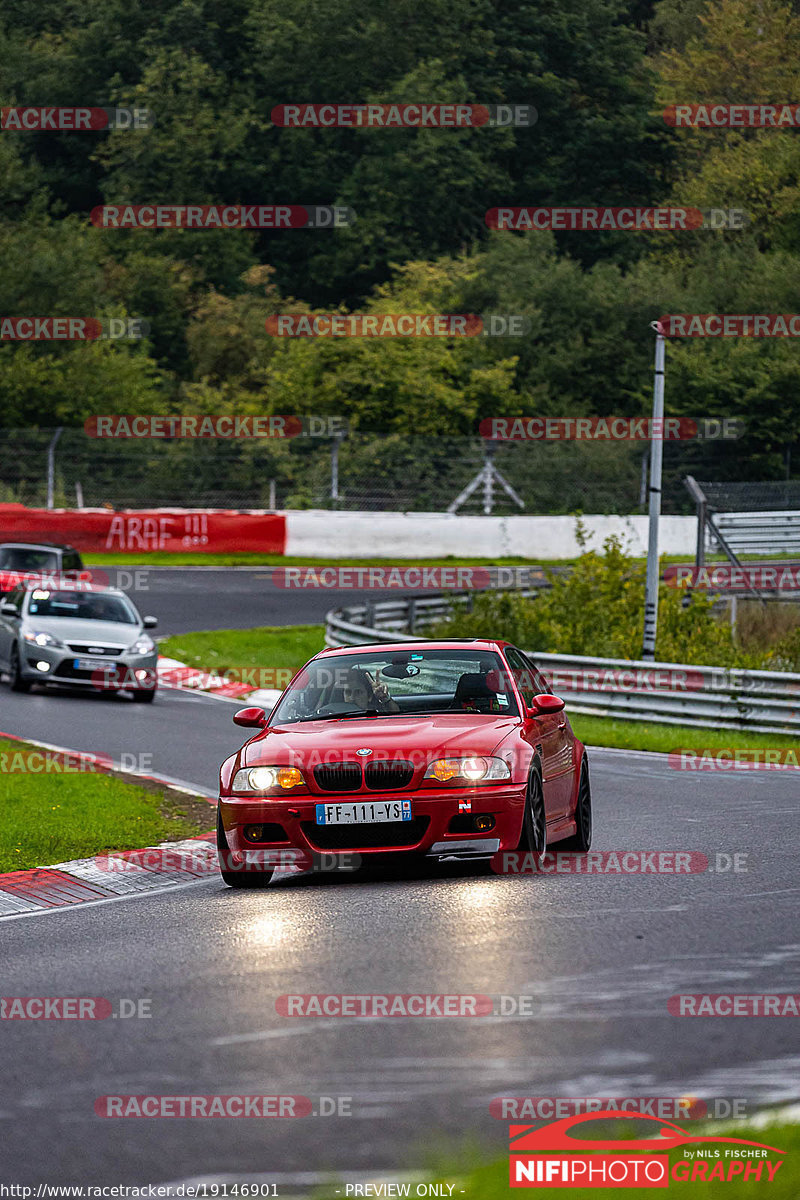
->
[318,639,511,656]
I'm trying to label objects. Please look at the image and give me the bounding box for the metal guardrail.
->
[325,597,800,734]
[709,511,800,556]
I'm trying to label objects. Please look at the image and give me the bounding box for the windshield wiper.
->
[293,708,383,723]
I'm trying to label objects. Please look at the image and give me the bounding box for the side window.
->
[62,552,82,571]
[523,652,552,695]
[505,647,538,707]
[3,587,24,615]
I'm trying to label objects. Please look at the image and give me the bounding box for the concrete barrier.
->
[286,511,696,559]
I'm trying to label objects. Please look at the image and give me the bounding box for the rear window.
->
[0,547,59,571]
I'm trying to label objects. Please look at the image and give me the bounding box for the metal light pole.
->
[330,432,343,506]
[46,427,63,510]
[642,323,665,661]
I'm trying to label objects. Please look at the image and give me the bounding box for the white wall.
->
[285,511,696,559]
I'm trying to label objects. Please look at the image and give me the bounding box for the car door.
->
[0,586,24,668]
[506,646,573,823]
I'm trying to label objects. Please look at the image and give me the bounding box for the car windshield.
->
[269,649,519,724]
[25,589,138,624]
[0,547,59,571]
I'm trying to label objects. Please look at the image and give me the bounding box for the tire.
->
[131,688,156,703]
[8,646,31,693]
[517,764,547,856]
[560,758,592,851]
[216,809,274,888]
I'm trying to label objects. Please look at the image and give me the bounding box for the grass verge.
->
[86,553,547,568]
[0,736,214,871]
[85,551,797,567]
[159,624,325,676]
[571,713,800,754]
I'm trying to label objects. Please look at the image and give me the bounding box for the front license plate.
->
[316,801,412,825]
[74,658,111,671]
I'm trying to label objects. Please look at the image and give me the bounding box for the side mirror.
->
[233,706,267,728]
[143,615,158,628]
[1,601,18,616]
[528,693,566,716]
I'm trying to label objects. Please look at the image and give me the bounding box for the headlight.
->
[424,756,511,784]
[23,630,64,649]
[232,766,305,793]
[130,636,155,654]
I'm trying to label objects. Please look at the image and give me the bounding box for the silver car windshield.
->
[270,649,519,724]
[25,590,138,624]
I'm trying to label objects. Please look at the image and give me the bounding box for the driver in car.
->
[343,666,400,713]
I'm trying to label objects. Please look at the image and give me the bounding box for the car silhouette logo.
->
[356,748,373,756]
[509,1112,785,1155]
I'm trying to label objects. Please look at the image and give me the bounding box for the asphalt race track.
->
[1,682,799,1184]
[1,588,799,1187]
[86,567,362,635]
[87,565,550,636]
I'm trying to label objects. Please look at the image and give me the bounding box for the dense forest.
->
[2,0,800,500]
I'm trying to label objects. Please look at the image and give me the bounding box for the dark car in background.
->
[0,542,84,595]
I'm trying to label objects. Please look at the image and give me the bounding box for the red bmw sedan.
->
[217,639,591,886]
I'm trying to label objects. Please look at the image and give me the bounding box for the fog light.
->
[243,825,264,842]
[35,661,51,672]
[474,814,495,832]
[134,669,149,681]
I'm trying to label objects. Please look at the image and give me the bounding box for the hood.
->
[21,616,142,648]
[243,713,519,768]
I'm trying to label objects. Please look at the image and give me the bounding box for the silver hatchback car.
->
[0,584,159,702]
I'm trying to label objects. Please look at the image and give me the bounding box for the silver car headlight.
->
[129,635,155,655]
[23,630,64,649]
[232,766,306,793]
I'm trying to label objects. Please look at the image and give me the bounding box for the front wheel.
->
[8,646,31,693]
[561,758,592,851]
[216,810,273,887]
[131,688,156,703]
[517,765,547,856]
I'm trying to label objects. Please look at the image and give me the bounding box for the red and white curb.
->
[0,834,218,918]
[0,728,223,919]
[157,655,282,707]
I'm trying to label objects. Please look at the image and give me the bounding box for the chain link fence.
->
[0,427,778,514]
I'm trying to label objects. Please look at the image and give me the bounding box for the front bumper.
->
[18,645,158,690]
[218,784,527,863]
